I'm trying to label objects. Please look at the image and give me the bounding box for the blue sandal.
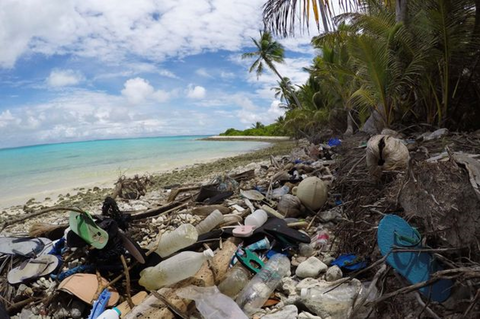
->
[377,214,452,302]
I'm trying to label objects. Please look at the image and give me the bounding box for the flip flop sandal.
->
[0,237,52,258]
[331,254,368,271]
[69,212,109,249]
[196,186,234,204]
[8,255,59,284]
[118,230,146,264]
[377,214,453,302]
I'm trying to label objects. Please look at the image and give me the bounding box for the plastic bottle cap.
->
[113,307,121,315]
[300,288,308,298]
[203,249,215,258]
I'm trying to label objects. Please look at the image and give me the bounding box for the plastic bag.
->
[176,285,248,319]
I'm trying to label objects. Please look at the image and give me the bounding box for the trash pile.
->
[1,128,480,318]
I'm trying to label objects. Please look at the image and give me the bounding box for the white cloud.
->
[0,0,272,68]
[187,85,206,99]
[234,97,285,125]
[121,77,171,105]
[152,89,170,102]
[195,68,212,78]
[46,69,84,87]
[158,69,178,79]
[0,89,226,148]
[220,71,235,79]
[121,78,155,104]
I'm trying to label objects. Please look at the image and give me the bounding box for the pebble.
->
[299,243,314,257]
[298,312,322,319]
[281,277,298,296]
[70,300,85,319]
[291,256,306,267]
[325,265,343,281]
[262,305,298,319]
[296,257,327,278]
[53,308,69,319]
[322,256,335,266]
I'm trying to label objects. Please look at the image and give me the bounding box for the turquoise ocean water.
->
[0,136,269,208]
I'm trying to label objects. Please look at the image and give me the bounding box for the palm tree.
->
[251,122,265,129]
[273,77,297,107]
[242,31,302,108]
[262,1,405,36]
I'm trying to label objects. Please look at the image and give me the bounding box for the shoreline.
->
[0,140,296,233]
[0,143,271,210]
[200,135,291,142]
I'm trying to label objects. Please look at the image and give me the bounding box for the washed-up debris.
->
[1,131,480,318]
[366,134,410,178]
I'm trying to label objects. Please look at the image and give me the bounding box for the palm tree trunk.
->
[269,63,303,109]
[395,0,408,23]
[344,110,354,135]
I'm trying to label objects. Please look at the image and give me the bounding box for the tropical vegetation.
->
[220,122,286,136]
[242,0,480,138]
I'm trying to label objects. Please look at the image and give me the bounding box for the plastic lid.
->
[300,288,308,298]
[113,307,121,315]
[203,249,215,258]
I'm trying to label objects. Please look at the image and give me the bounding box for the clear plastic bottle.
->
[96,308,121,319]
[139,249,214,290]
[235,254,290,316]
[218,265,250,298]
[195,209,224,235]
[244,209,268,228]
[155,224,198,257]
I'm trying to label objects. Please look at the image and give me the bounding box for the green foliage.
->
[219,123,286,136]
[270,0,480,134]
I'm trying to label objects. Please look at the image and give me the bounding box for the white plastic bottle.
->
[155,224,198,257]
[96,308,121,319]
[236,254,290,316]
[139,249,215,290]
[195,210,224,235]
[244,209,268,228]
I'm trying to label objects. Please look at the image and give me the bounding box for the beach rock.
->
[291,256,306,267]
[281,277,298,296]
[298,243,314,257]
[53,308,69,319]
[322,256,335,266]
[295,257,327,278]
[325,265,343,281]
[262,305,298,319]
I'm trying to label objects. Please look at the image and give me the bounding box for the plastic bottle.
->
[218,265,250,298]
[155,224,198,257]
[244,209,268,228]
[195,209,224,235]
[139,249,214,290]
[236,254,290,316]
[176,285,248,319]
[272,185,290,198]
[96,308,121,319]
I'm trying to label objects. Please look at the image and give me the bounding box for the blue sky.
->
[0,0,316,148]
